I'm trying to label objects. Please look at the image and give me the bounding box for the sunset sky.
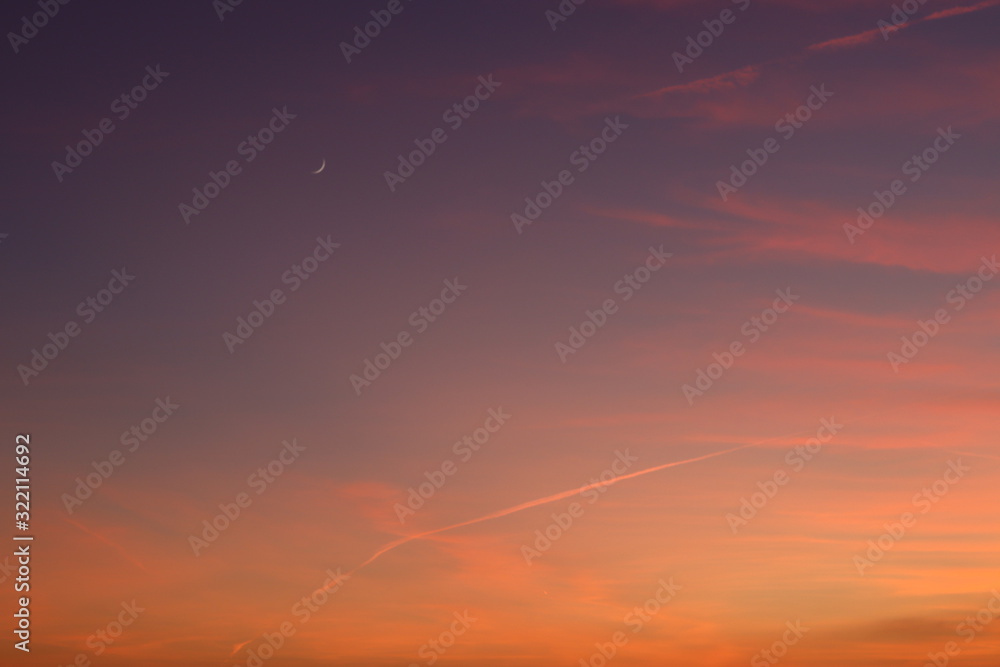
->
[3,0,1000,665]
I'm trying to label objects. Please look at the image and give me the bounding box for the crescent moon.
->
[311,159,326,175]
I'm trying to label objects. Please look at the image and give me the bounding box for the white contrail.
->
[310,411,887,597]
[237,417,874,656]
[339,443,753,580]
